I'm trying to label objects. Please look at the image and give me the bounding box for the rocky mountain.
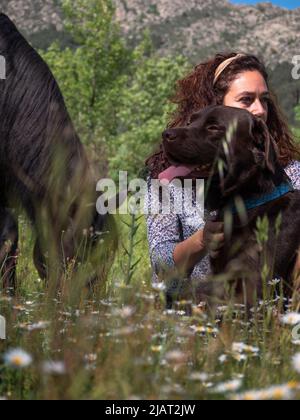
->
[0,0,67,48]
[1,0,300,123]
[116,0,300,70]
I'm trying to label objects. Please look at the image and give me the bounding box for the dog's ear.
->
[250,117,278,174]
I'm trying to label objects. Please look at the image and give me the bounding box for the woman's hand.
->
[173,220,225,274]
[173,220,224,274]
[173,229,207,274]
[203,220,225,259]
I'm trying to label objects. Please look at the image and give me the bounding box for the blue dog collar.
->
[231,181,294,214]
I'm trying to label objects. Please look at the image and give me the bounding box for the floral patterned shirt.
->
[145,160,300,284]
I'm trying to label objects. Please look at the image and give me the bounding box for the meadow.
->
[1,0,300,401]
[1,213,300,400]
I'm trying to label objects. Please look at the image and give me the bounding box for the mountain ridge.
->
[1,0,299,123]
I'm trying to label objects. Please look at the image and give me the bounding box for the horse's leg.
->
[291,250,300,311]
[33,240,48,281]
[0,208,18,290]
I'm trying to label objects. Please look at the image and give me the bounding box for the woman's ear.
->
[251,117,277,174]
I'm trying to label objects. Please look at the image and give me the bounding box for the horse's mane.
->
[0,13,91,212]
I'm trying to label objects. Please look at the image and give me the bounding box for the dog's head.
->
[160,105,278,199]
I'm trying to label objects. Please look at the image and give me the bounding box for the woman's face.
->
[223,70,269,122]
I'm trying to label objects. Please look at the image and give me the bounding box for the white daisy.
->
[219,354,228,364]
[42,361,66,375]
[233,383,297,401]
[232,342,259,354]
[214,379,243,394]
[4,349,33,369]
[281,313,300,326]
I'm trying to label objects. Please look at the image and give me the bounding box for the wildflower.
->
[163,309,176,316]
[268,278,281,286]
[19,321,50,332]
[219,354,228,364]
[189,372,209,382]
[191,305,207,317]
[151,345,162,353]
[217,305,229,312]
[281,313,300,326]
[232,353,248,362]
[213,379,243,394]
[161,383,185,395]
[232,342,259,355]
[292,353,300,374]
[42,361,66,375]
[0,296,12,303]
[84,354,97,363]
[13,305,27,312]
[165,350,188,364]
[203,382,214,388]
[4,349,32,369]
[190,325,219,335]
[113,306,136,319]
[152,283,166,292]
[176,299,192,306]
[112,326,136,337]
[233,383,297,400]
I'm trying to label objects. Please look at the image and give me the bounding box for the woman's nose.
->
[252,100,267,121]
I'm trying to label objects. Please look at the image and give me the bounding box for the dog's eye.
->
[188,112,202,126]
[187,117,196,126]
[206,124,222,132]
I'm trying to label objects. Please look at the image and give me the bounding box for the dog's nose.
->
[163,129,178,142]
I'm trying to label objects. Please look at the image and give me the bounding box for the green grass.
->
[0,215,300,400]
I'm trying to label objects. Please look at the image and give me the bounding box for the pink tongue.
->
[159,165,197,182]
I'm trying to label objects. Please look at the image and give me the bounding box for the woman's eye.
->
[241,97,252,105]
[262,97,270,105]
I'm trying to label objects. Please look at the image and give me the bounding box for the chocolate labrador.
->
[160,105,300,310]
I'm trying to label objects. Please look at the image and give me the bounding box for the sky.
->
[230,0,300,8]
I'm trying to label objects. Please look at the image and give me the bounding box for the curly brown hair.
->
[145,52,300,179]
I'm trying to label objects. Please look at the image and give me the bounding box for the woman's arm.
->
[146,211,183,278]
[285,160,300,190]
[173,229,206,274]
[145,177,224,280]
[145,178,192,279]
[173,222,224,274]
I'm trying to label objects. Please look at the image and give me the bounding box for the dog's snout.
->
[163,129,178,142]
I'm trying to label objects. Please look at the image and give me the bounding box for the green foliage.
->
[41,0,131,148]
[41,0,189,180]
[107,50,188,180]
[120,214,144,285]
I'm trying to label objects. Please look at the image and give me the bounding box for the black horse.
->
[0,14,117,290]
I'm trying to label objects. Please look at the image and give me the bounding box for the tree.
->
[107,47,188,180]
[41,0,189,180]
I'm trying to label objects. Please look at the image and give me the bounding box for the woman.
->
[145,52,300,285]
